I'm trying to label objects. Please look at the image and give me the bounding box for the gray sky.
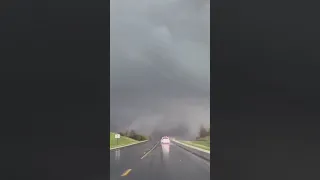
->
[110,0,210,139]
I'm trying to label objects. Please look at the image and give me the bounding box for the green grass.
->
[181,136,210,151]
[110,132,139,149]
[197,136,210,141]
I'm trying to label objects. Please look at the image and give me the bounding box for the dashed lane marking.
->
[140,141,159,159]
[121,169,132,176]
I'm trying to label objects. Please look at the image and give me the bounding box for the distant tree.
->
[124,130,130,137]
[199,124,208,138]
[131,134,140,140]
[140,135,147,141]
[119,132,125,137]
[115,129,148,141]
[128,130,136,138]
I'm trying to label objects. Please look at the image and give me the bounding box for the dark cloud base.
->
[110,0,210,138]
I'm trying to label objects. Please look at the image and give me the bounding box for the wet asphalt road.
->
[110,140,210,180]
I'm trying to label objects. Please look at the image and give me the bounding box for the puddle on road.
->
[115,149,120,160]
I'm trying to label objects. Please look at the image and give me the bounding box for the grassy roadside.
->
[110,132,139,149]
[181,136,210,151]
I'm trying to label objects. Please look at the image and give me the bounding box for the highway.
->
[110,140,210,180]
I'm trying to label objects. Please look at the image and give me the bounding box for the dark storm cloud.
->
[110,0,210,139]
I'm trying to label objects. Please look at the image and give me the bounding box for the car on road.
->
[161,136,170,144]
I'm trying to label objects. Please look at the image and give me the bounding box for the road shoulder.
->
[110,140,148,150]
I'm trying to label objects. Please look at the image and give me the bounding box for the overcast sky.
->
[110,0,210,139]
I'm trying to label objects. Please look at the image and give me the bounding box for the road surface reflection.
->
[161,143,170,160]
[115,149,120,160]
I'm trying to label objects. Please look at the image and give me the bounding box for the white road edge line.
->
[110,140,148,151]
[172,139,210,154]
[172,143,211,168]
[140,141,159,159]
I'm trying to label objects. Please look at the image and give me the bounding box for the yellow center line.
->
[121,169,132,177]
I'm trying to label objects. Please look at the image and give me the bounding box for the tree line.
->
[197,124,210,140]
[118,130,148,141]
